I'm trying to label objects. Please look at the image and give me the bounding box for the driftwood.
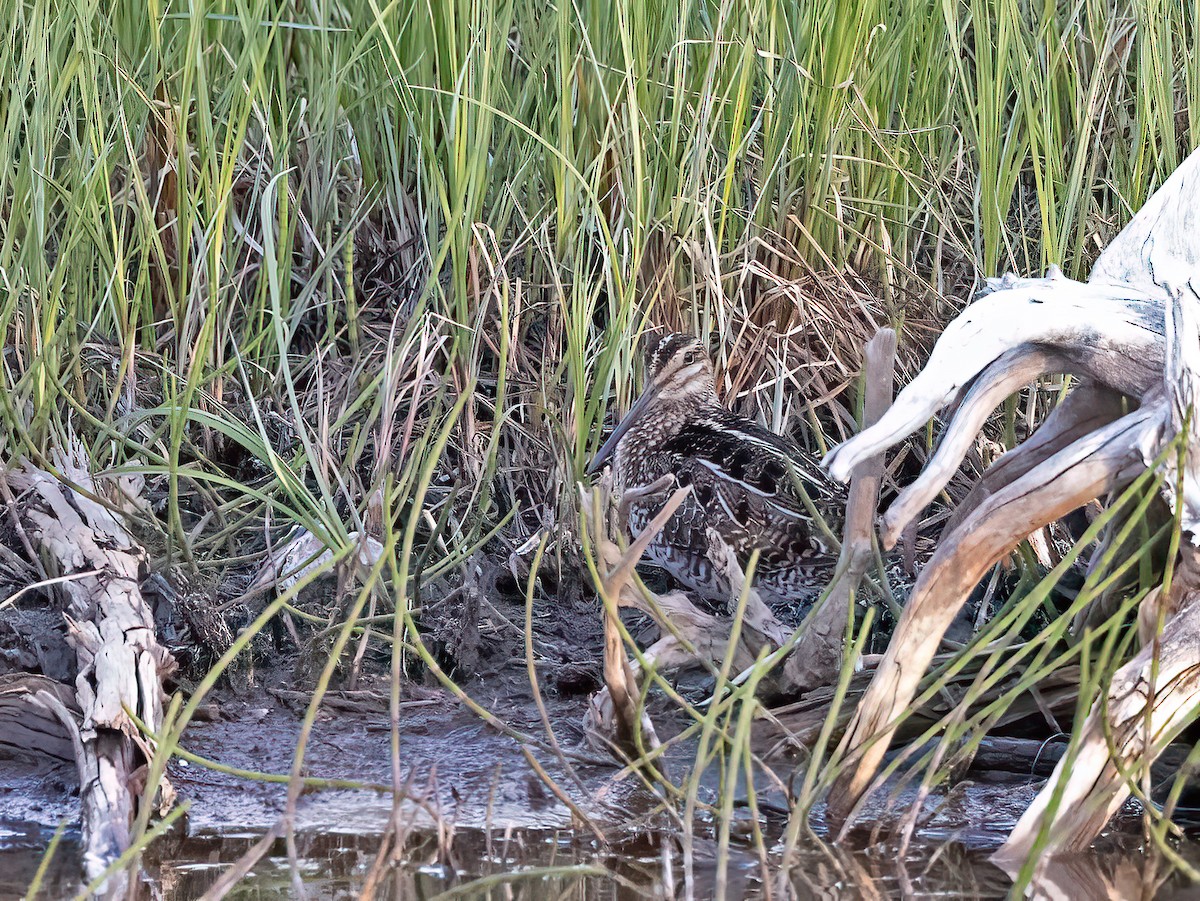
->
[581,480,682,753]
[4,443,175,886]
[580,476,791,753]
[997,581,1200,866]
[819,146,1200,858]
[782,328,896,693]
[997,288,1200,869]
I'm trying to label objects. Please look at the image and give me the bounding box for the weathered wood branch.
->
[996,583,1200,871]
[581,477,792,753]
[782,328,895,693]
[4,443,175,885]
[759,653,1085,759]
[823,284,1162,486]
[941,382,1129,538]
[827,408,1155,828]
[582,480,688,753]
[880,345,1066,548]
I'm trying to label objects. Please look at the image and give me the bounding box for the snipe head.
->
[588,333,716,475]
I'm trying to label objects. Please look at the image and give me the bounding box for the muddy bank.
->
[1,563,1194,898]
[5,669,1200,899]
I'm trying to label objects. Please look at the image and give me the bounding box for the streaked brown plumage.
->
[588,333,845,613]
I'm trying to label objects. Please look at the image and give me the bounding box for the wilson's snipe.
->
[588,333,845,613]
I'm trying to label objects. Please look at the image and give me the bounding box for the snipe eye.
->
[683,351,697,365]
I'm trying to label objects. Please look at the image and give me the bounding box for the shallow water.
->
[4,689,1200,899]
[7,772,1200,900]
[8,812,1200,900]
[0,818,1013,899]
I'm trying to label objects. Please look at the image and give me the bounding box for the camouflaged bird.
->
[588,333,846,613]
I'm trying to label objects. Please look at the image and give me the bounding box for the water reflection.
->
[10,821,1200,900]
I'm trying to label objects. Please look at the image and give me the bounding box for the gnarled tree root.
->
[827,407,1155,827]
[821,145,1200,853]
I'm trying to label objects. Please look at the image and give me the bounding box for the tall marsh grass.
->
[5,0,1195,531]
[4,0,1200,892]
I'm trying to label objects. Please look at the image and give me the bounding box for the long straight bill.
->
[587,386,659,476]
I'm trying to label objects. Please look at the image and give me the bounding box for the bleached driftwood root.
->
[4,443,175,885]
[821,145,1200,854]
[996,290,1200,869]
[827,408,1156,824]
[580,476,790,753]
[941,382,1130,538]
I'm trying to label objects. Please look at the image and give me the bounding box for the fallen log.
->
[894,734,1190,781]
[819,145,1200,859]
[4,442,175,886]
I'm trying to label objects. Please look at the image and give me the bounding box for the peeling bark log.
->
[821,146,1200,847]
[4,444,175,884]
